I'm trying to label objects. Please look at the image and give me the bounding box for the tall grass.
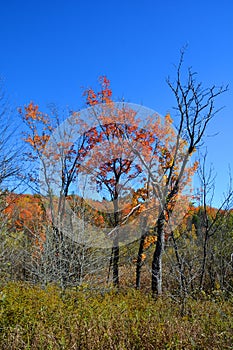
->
[0,282,232,349]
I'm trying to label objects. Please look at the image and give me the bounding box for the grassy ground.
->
[0,282,232,349]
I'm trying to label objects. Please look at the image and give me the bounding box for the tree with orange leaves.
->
[81,75,201,291]
[90,55,227,296]
[20,101,104,287]
[80,121,144,287]
[20,78,126,287]
[82,78,143,286]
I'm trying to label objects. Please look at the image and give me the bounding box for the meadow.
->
[0,282,232,349]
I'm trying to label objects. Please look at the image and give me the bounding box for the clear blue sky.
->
[0,0,232,207]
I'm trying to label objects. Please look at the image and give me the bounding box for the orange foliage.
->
[143,235,157,250]
[83,76,112,106]
[4,194,46,249]
[20,77,199,261]
[21,102,53,153]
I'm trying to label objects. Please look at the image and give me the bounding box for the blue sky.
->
[0,0,232,206]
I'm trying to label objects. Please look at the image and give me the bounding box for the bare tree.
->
[0,81,21,192]
[165,156,233,308]
[145,50,228,296]
[196,152,233,292]
[0,81,25,282]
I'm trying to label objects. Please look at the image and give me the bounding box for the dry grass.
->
[0,282,232,349]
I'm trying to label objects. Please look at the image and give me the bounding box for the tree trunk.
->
[199,231,208,290]
[151,212,165,296]
[112,236,119,287]
[171,231,187,296]
[112,198,120,288]
[136,233,146,289]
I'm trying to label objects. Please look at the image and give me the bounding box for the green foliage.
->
[0,282,232,349]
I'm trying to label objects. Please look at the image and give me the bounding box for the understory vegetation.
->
[0,282,232,350]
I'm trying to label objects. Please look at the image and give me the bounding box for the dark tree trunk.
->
[136,233,146,289]
[112,198,120,288]
[152,212,165,296]
[112,236,119,287]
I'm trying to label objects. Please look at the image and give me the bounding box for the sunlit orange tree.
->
[81,77,199,290]
[82,78,147,286]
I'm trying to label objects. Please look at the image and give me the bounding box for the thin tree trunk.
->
[136,233,146,289]
[111,196,120,288]
[152,212,165,296]
[171,231,187,296]
[107,248,113,285]
[112,236,119,287]
[199,231,208,290]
